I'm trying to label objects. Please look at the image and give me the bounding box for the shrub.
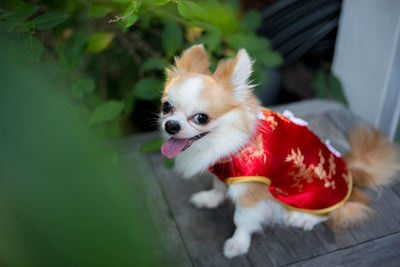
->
[1,0,282,137]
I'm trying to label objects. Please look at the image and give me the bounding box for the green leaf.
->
[111,0,132,2]
[226,33,282,68]
[88,100,125,126]
[200,1,237,35]
[311,70,348,106]
[241,10,262,32]
[133,77,163,101]
[163,157,174,168]
[226,33,270,54]
[147,0,171,5]
[140,57,168,72]
[177,0,208,21]
[87,5,111,18]
[87,32,115,53]
[119,1,141,28]
[140,137,164,153]
[32,12,69,30]
[70,83,84,99]
[26,35,43,61]
[10,34,43,62]
[65,32,87,68]
[125,13,139,28]
[124,91,136,115]
[162,22,183,57]
[80,78,95,93]
[257,51,283,68]
[1,3,39,31]
[196,27,221,52]
[71,78,95,98]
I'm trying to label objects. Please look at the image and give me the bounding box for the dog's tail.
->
[329,126,400,228]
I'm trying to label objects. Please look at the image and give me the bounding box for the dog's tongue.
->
[161,138,190,158]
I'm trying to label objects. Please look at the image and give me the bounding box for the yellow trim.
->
[224,172,353,215]
[224,176,271,187]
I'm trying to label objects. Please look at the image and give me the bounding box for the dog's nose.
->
[165,120,181,135]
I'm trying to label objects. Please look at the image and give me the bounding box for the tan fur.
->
[212,53,260,132]
[329,201,374,228]
[199,76,241,119]
[329,187,373,228]
[348,187,370,204]
[238,183,269,207]
[329,126,400,228]
[344,126,400,187]
[166,44,210,80]
[212,56,239,93]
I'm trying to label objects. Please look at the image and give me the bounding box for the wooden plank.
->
[148,154,256,267]
[118,136,193,267]
[286,232,400,267]
[392,182,400,199]
[247,223,329,267]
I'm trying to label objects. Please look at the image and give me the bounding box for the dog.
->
[159,44,400,258]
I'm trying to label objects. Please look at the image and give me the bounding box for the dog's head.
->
[160,44,259,177]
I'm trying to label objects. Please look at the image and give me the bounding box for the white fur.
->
[162,76,206,139]
[283,210,328,231]
[231,49,254,101]
[190,175,227,208]
[175,108,255,178]
[224,185,285,258]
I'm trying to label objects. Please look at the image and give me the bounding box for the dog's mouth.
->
[161,132,209,158]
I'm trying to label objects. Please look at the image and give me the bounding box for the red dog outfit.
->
[209,108,352,214]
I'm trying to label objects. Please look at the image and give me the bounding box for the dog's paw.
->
[190,190,225,209]
[284,211,328,231]
[223,236,250,258]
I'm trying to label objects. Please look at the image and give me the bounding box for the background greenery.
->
[0,33,171,266]
[1,0,283,138]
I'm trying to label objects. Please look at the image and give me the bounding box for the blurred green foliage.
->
[311,68,348,106]
[0,35,171,266]
[0,0,282,137]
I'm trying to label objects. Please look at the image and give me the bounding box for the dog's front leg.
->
[190,175,227,209]
[223,183,269,258]
[223,202,266,258]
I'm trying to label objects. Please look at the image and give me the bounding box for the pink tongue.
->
[161,138,190,158]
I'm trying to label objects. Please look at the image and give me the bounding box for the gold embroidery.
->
[342,172,350,184]
[285,148,337,192]
[266,115,278,130]
[238,134,267,164]
[274,188,289,196]
[277,113,291,123]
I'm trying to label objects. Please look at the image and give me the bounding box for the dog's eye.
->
[193,113,209,125]
[162,101,172,114]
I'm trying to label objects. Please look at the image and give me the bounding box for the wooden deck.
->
[117,100,400,267]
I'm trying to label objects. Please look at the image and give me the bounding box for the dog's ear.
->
[167,44,210,78]
[213,49,253,101]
